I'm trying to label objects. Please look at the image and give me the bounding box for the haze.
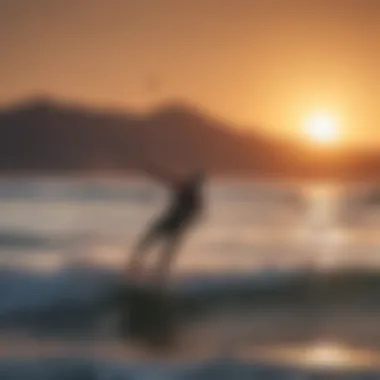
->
[0,0,379,148]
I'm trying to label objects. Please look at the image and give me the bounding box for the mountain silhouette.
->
[0,96,378,179]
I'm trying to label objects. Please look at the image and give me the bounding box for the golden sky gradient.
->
[0,0,379,148]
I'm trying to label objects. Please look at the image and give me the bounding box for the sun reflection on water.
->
[257,341,379,370]
[303,341,357,368]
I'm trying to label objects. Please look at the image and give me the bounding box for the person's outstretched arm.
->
[141,163,181,188]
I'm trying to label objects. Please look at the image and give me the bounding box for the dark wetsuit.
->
[129,172,204,280]
[154,179,202,235]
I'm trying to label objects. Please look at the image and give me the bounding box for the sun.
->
[304,113,339,144]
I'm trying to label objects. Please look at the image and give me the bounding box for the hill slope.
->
[0,97,378,179]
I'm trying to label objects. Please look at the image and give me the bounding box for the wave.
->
[0,265,380,339]
[0,179,158,203]
[0,230,68,250]
[0,265,118,336]
[0,356,377,380]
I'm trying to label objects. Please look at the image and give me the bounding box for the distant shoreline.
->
[0,170,377,185]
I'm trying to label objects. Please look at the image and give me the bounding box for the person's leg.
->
[127,222,162,276]
[152,230,184,285]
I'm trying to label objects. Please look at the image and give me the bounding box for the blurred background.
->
[0,0,380,378]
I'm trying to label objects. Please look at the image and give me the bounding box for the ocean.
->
[0,177,379,379]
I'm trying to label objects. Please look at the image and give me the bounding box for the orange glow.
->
[0,1,378,148]
[304,113,339,144]
[255,341,380,370]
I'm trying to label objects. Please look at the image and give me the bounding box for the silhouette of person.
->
[128,165,205,284]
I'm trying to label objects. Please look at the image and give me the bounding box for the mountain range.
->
[0,96,378,179]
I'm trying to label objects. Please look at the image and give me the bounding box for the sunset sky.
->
[0,0,379,148]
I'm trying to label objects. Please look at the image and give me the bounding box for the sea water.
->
[0,177,379,379]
